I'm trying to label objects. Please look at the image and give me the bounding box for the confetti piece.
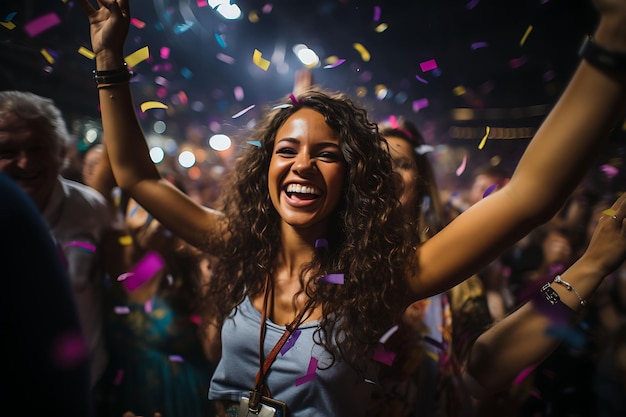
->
[130,18,146,28]
[319,273,344,284]
[415,74,429,84]
[190,315,201,325]
[602,208,617,217]
[453,85,466,96]
[140,101,169,112]
[419,59,437,72]
[174,22,194,34]
[379,325,398,343]
[197,0,208,7]
[232,104,255,118]
[482,184,498,198]
[600,164,619,178]
[234,86,244,101]
[125,46,150,68]
[51,330,88,369]
[0,21,16,30]
[113,369,125,385]
[323,58,346,69]
[353,43,371,62]
[374,23,388,33]
[214,32,227,48]
[415,145,434,155]
[144,299,153,313]
[4,12,16,21]
[247,140,262,147]
[373,6,381,21]
[289,93,299,106]
[40,48,55,64]
[64,240,96,253]
[295,357,318,386]
[471,42,488,50]
[315,238,328,248]
[271,104,291,110]
[509,56,527,69]
[160,46,170,59]
[118,235,133,246]
[124,251,165,291]
[78,46,95,59]
[248,10,260,23]
[181,67,193,79]
[456,154,467,176]
[216,53,235,64]
[169,355,184,362]
[252,49,270,71]
[372,344,396,366]
[114,305,131,314]
[412,98,429,112]
[478,126,490,149]
[466,0,480,10]
[262,3,273,13]
[24,12,61,37]
[520,25,533,47]
[280,330,301,355]
[117,272,134,282]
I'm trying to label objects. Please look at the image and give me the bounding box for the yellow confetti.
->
[453,85,466,96]
[118,235,133,246]
[40,48,54,64]
[353,43,371,62]
[248,10,259,23]
[374,23,388,33]
[478,126,491,150]
[0,21,16,30]
[252,49,270,71]
[78,46,95,59]
[602,208,617,217]
[125,46,149,68]
[520,25,533,47]
[140,101,169,112]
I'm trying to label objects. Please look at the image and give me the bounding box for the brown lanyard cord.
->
[253,274,315,399]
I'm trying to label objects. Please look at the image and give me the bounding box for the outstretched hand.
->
[583,191,626,276]
[76,0,130,60]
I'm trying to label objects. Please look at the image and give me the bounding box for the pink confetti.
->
[190,315,201,325]
[51,330,88,369]
[509,56,528,69]
[319,273,344,284]
[455,154,467,176]
[412,98,429,112]
[169,355,184,362]
[114,306,131,314]
[262,3,273,13]
[323,59,345,69]
[63,241,96,253]
[117,272,134,282]
[231,104,255,119]
[295,357,318,386]
[130,18,146,28]
[295,372,316,386]
[216,53,235,64]
[113,369,125,385]
[124,251,165,291]
[24,12,61,37]
[160,46,170,60]
[372,344,396,366]
[144,299,153,313]
[419,59,438,72]
[600,164,619,178]
[234,86,245,101]
[197,0,208,7]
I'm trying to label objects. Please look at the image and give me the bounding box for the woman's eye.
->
[276,147,296,156]
[318,151,341,162]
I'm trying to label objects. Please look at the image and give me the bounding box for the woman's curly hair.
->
[202,88,415,373]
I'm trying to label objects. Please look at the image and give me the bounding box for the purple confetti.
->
[323,58,346,69]
[113,369,125,385]
[600,164,619,178]
[280,330,301,355]
[51,330,88,369]
[412,98,429,112]
[64,240,96,253]
[471,42,488,50]
[482,183,498,198]
[373,6,381,22]
[114,306,131,314]
[169,355,184,362]
[315,238,328,249]
[319,273,344,284]
[295,356,318,386]
[466,0,480,10]
[372,344,396,366]
[415,74,429,84]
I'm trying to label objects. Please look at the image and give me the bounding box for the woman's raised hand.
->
[77,0,130,66]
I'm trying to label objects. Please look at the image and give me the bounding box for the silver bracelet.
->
[552,275,587,306]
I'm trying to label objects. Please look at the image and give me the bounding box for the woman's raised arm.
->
[77,0,225,252]
[411,0,626,300]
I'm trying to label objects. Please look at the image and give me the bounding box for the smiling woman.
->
[77,0,626,415]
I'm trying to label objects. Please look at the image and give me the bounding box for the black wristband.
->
[578,35,626,73]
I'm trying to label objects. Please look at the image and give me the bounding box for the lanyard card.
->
[238,394,288,417]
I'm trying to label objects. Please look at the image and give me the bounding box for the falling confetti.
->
[419,59,437,72]
[252,49,270,71]
[232,104,255,118]
[520,25,533,46]
[125,46,150,68]
[140,101,169,112]
[372,344,396,366]
[319,273,344,284]
[40,48,55,64]
[130,18,146,28]
[456,154,468,176]
[24,12,61,37]
[471,42,488,50]
[353,43,371,62]
[64,241,96,253]
[482,184,498,198]
[602,208,617,217]
[323,58,346,69]
[280,330,301,355]
[478,126,491,149]
[124,251,166,291]
[78,46,95,59]
[295,357,318,386]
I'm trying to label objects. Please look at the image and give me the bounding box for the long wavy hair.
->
[202,88,414,372]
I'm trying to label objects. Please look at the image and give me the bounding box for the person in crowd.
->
[0,90,115,416]
[366,117,490,417]
[90,144,217,417]
[0,172,94,417]
[78,0,626,415]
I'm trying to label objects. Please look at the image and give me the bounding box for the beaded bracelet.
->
[578,35,626,73]
[93,63,135,88]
